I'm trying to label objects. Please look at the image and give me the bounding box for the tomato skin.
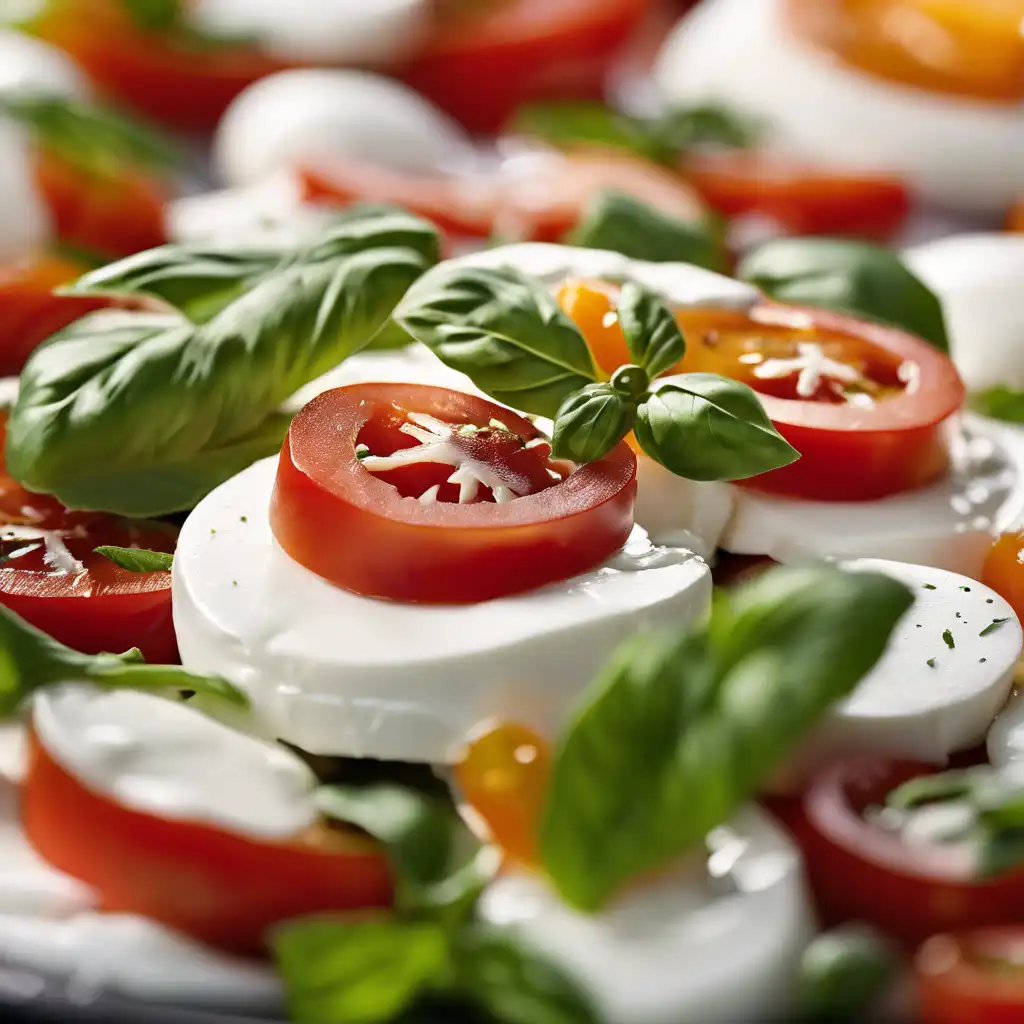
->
[270,384,637,604]
[787,758,1024,947]
[22,726,392,955]
[983,532,1024,626]
[1009,200,1024,233]
[684,151,911,240]
[916,929,1024,1024]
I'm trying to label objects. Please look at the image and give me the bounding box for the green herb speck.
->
[927,658,936,668]
[960,586,971,592]
[987,598,995,604]
[240,515,248,523]
[980,658,988,664]
[210,528,216,535]
[942,629,955,649]
[980,618,1010,637]
[956,612,962,619]
[923,583,937,590]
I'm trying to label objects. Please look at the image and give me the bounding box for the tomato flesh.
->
[1009,199,1024,233]
[270,384,636,604]
[22,725,391,955]
[982,532,1024,625]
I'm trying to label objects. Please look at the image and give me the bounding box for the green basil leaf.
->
[652,103,762,153]
[273,916,451,1024]
[634,374,799,481]
[539,563,912,911]
[970,387,1024,424]
[456,928,598,1024]
[568,191,725,271]
[616,280,686,377]
[0,602,245,713]
[738,239,949,352]
[94,545,173,572]
[119,0,182,31]
[511,102,667,163]
[550,383,636,463]
[395,264,597,417]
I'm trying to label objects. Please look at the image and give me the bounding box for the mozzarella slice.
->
[173,458,712,762]
[0,116,50,262]
[477,805,812,1024]
[904,235,1024,393]
[653,0,1024,212]
[33,686,319,841]
[723,416,1024,577]
[213,69,479,187]
[988,679,1024,767]
[0,29,90,100]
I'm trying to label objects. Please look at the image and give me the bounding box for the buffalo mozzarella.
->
[0,29,89,100]
[653,0,1024,212]
[213,69,479,187]
[0,116,50,263]
[477,805,812,1024]
[173,458,712,761]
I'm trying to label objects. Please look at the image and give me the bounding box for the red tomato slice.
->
[683,151,911,240]
[270,383,637,604]
[780,758,1024,947]
[403,0,654,133]
[917,928,1024,1024]
[22,724,391,954]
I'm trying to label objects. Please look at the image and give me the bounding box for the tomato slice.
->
[22,724,391,954]
[917,928,1024,1024]
[780,758,1024,946]
[1008,199,1024,232]
[983,531,1024,625]
[403,0,653,133]
[270,383,637,604]
[683,150,911,240]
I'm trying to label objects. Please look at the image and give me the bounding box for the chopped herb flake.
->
[923,583,937,590]
[960,586,971,592]
[980,618,1010,637]
[980,658,988,664]
[942,629,955,649]
[987,598,995,605]
[926,658,936,668]
[240,515,248,523]
[956,612,962,619]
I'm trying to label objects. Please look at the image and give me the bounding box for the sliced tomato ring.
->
[916,928,1024,1024]
[784,757,1024,946]
[270,383,637,604]
[22,723,391,954]
[683,150,911,240]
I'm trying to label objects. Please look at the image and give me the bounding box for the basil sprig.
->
[94,546,173,572]
[738,239,950,352]
[8,208,440,516]
[539,563,913,912]
[0,602,245,713]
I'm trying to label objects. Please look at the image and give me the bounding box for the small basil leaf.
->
[652,103,762,153]
[568,191,724,271]
[550,383,635,463]
[94,546,173,572]
[456,928,598,1024]
[739,239,949,352]
[395,264,597,417]
[539,563,912,911]
[616,280,686,377]
[273,916,451,1024]
[634,375,799,481]
[970,387,1024,424]
[511,102,667,163]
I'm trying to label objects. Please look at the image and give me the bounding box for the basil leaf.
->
[970,387,1024,424]
[456,928,598,1024]
[120,0,182,31]
[0,602,245,713]
[568,191,724,271]
[539,563,912,911]
[797,926,897,1022]
[550,383,636,463]
[94,546,173,572]
[395,265,597,417]
[739,239,949,352]
[512,102,667,163]
[652,103,762,152]
[273,916,451,1024]
[616,280,686,377]
[634,374,798,481]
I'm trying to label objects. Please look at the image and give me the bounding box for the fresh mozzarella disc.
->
[191,0,429,64]
[477,805,812,1024]
[213,69,479,187]
[33,686,319,840]
[0,116,50,262]
[904,235,1024,392]
[0,722,25,784]
[723,416,1024,577]
[0,29,90,100]
[988,676,1024,767]
[782,559,1021,783]
[173,458,712,761]
[653,0,1024,211]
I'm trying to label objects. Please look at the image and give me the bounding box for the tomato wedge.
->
[683,151,911,240]
[916,928,1024,1024]
[780,758,1024,946]
[270,384,636,604]
[22,723,391,954]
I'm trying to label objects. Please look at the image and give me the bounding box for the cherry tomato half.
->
[1008,199,1024,233]
[783,758,1024,946]
[270,383,636,604]
[916,928,1024,1024]
[982,531,1024,626]
[22,724,391,954]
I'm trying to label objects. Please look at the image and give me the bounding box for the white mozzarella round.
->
[477,805,813,1024]
[722,416,1024,577]
[653,0,1024,212]
[988,678,1024,767]
[0,29,90,100]
[33,686,319,840]
[191,0,429,65]
[213,69,479,188]
[0,116,51,262]
[173,458,712,761]
[904,235,1024,393]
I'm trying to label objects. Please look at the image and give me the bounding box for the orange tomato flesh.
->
[982,531,1024,625]
[1009,199,1024,233]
